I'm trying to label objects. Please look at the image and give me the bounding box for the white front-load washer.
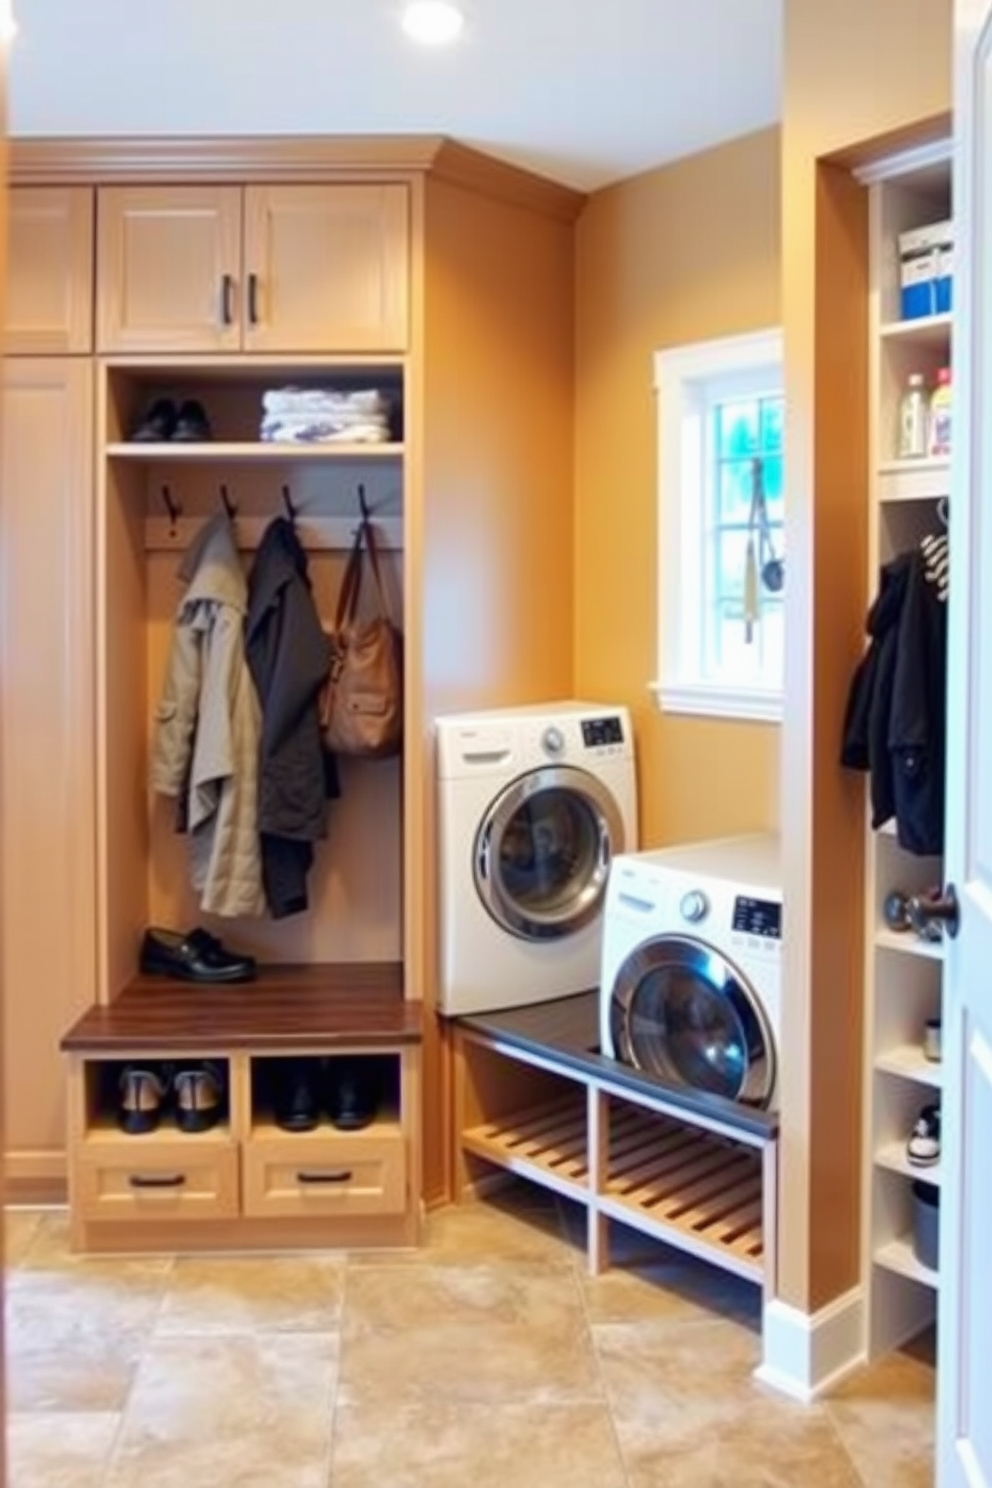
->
[436,702,638,1017]
[600,835,782,1109]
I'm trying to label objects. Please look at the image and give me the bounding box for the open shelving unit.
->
[861,141,952,1357]
[454,993,776,1290]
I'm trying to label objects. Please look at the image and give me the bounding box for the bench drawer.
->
[243,1129,406,1219]
[76,1142,239,1223]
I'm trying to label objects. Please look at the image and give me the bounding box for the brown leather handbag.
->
[321,518,403,758]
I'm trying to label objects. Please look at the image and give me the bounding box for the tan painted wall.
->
[574,128,781,850]
[779,0,953,1312]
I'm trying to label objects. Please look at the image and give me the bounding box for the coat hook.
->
[282,484,297,523]
[220,483,237,520]
[357,483,371,524]
[160,484,181,534]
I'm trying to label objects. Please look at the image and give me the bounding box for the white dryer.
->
[436,702,638,1017]
[600,835,782,1109]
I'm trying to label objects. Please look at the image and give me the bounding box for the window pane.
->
[718,459,758,523]
[715,528,750,602]
[709,598,781,683]
[717,400,759,458]
[762,454,784,519]
[760,398,784,454]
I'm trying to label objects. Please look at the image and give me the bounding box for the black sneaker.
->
[172,398,212,442]
[130,397,178,443]
[907,1103,941,1167]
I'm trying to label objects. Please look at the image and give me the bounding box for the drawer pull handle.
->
[128,1173,187,1190]
[248,272,260,325]
[220,273,234,326]
[297,1170,353,1186]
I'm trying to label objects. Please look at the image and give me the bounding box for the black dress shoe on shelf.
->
[118,1064,168,1135]
[274,1060,322,1133]
[130,397,178,443]
[327,1059,379,1132]
[172,398,212,443]
[139,926,257,985]
[174,1061,225,1134]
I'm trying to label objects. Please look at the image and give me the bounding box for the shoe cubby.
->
[62,974,422,1253]
[83,1055,233,1141]
[453,996,777,1289]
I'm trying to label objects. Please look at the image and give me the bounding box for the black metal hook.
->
[357,483,371,525]
[160,484,181,532]
[282,484,297,524]
[219,483,237,520]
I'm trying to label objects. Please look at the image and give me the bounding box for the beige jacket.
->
[151,514,267,918]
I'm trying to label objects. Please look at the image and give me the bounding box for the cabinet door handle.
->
[220,273,234,326]
[296,1170,353,1186]
[128,1173,186,1190]
[247,272,260,326]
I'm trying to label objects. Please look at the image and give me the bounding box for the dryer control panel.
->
[581,715,625,748]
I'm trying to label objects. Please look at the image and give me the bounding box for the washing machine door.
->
[609,935,776,1108]
[474,765,623,941]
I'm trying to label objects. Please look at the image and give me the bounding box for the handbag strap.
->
[333,518,390,630]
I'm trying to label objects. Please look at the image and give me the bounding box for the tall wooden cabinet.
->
[3,138,581,1245]
[6,186,93,354]
[1,357,97,1195]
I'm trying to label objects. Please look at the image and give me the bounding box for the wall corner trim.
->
[756,1288,865,1403]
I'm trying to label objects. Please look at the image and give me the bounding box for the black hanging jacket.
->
[245,518,337,918]
[841,548,947,856]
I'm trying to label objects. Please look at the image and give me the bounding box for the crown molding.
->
[9,133,586,221]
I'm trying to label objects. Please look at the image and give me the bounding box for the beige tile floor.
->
[4,1187,936,1487]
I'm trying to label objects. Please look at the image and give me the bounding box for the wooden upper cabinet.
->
[96,185,242,354]
[95,182,410,355]
[243,184,409,353]
[7,187,94,354]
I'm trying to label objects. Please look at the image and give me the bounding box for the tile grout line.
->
[557,1199,636,1488]
[323,1250,351,1488]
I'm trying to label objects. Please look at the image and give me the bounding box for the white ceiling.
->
[7,0,782,191]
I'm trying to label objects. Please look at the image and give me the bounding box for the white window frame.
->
[651,327,784,725]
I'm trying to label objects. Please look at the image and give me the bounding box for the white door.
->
[937,4,992,1483]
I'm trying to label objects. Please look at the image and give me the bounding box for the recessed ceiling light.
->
[401,1,464,46]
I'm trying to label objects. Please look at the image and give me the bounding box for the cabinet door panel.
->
[1,360,97,1180]
[6,186,94,354]
[97,186,241,353]
[243,184,409,353]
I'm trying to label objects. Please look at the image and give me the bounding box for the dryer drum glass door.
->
[609,936,776,1107]
[474,765,624,941]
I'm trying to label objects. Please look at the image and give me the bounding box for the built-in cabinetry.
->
[96,183,409,354]
[3,139,581,1244]
[0,357,97,1196]
[862,143,952,1355]
[6,186,94,353]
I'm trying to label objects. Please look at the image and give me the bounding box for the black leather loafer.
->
[174,1061,225,1133]
[139,926,257,984]
[130,397,178,442]
[118,1064,168,1134]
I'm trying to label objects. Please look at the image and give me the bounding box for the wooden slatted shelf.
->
[454,992,778,1289]
[462,1092,589,1197]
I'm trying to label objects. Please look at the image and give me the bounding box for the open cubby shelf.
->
[454,993,777,1289]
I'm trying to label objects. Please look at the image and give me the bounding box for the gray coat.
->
[151,514,267,918]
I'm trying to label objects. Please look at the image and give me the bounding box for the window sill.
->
[650,680,783,724]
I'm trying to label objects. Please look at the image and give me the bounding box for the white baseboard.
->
[756,1288,866,1403]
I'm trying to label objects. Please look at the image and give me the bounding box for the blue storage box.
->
[899,220,953,320]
